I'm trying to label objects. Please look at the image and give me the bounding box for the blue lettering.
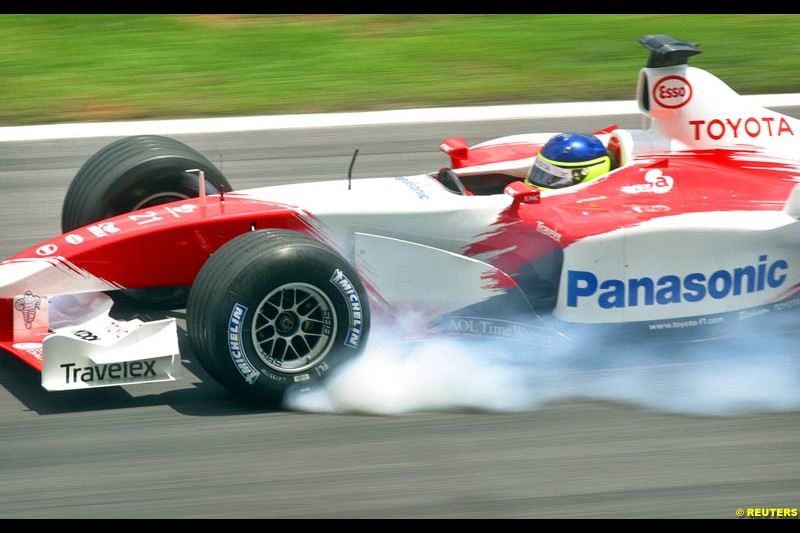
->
[757,254,767,290]
[683,273,706,302]
[708,270,732,299]
[655,275,681,304]
[567,256,789,309]
[768,259,788,287]
[330,269,364,348]
[393,176,430,200]
[598,279,625,309]
[228,303,260,385]
[629,277,655,307]
[733,266,755,295]
[567,270,597,307]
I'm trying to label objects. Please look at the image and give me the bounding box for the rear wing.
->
[635,34,800,155]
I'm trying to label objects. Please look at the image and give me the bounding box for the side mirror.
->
[504,181,540,206]
[439,137,469,167]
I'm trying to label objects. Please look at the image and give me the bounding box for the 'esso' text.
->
[652,76,693,109]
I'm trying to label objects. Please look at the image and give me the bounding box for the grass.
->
[2,14,800,125]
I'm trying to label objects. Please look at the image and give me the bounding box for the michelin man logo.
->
[14,290,41,329]
[621,169,674,195]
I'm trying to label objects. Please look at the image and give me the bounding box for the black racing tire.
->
[186,229,370,406]
[62,135,233,308]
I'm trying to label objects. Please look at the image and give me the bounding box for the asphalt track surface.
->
[1,112,800,518]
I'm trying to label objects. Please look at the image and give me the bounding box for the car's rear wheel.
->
[62,135,233,308]
[186,229,370,406]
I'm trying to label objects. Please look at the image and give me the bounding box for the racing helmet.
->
[526,132,611,189]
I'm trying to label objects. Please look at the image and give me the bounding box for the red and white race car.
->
[3,34,800,405]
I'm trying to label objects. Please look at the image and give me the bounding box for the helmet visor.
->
[528,154,610,189]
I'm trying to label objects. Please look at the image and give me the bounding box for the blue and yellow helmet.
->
[526,132,611,189]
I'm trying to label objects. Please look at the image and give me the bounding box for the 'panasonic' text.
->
[567,255,788,308]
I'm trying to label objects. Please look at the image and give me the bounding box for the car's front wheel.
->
[61,135,233,308]
[186,229,370,406]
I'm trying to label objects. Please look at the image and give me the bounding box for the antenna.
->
[217,155,225,203]
[348,148,359,191]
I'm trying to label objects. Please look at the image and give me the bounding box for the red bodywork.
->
[442,137,541,169]
[1,195,314,371]
[11,196,308,291]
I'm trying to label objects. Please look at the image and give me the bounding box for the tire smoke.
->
[286,314,800,416]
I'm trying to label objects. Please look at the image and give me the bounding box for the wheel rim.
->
[133,191,192,210]
[251,282,337,373]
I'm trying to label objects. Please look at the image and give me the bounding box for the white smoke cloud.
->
[286,316,800,416]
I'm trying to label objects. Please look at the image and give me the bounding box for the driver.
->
[525,132,612,189]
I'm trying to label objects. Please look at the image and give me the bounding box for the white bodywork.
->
[0,262,182,390]
[43,293,180,390]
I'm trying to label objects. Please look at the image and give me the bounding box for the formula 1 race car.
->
[4,34,800,405]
